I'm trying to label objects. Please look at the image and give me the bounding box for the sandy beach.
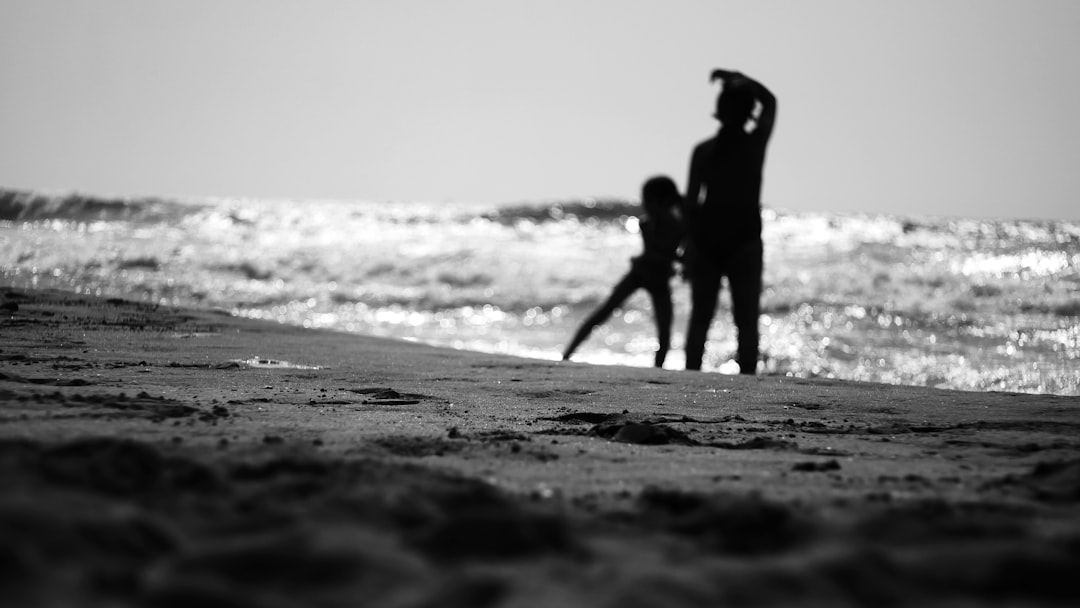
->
[2,285,1079,607]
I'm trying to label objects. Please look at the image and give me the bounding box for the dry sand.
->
[1,286,1078,607]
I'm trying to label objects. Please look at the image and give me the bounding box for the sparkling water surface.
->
[2,191,1077,395]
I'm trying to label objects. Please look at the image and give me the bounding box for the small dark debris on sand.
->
[793,459,842,472]
[709,435,798,451]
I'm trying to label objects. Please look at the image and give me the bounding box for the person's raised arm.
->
[709,68,744,84]
[751,79,777,141]
[710,69,777,140]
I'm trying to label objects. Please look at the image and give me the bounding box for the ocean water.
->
[2,190,1078,395]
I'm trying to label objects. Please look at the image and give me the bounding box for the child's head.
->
[641,175,680,215]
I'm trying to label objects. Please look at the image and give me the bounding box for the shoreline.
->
[5,186,1078,397]
[2,286,1079,606]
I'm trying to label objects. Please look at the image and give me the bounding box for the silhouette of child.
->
[563,176,684,367]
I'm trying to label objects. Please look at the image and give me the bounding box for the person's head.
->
[713,80,756,127]
[641,175,680,216]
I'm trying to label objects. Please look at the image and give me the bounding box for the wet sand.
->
[2,286,1079,607]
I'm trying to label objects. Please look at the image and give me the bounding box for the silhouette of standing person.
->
[683,69,776,373]
[563,176,684,368]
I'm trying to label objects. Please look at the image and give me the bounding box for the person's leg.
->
[684,264,723,371]
[563,272,640,360]
[644,280,673,368]
[728,239,763,374]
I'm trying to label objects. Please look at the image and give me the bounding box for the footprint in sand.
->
[347,387,427,406]
[542,411,697,446]
[0,370,94,386]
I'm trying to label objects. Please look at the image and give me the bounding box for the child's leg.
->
[563,273,640,360]
[645,281,673,368]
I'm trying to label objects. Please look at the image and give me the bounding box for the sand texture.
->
[2,286,1079,607]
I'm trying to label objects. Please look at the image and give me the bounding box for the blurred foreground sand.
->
[2,287,1078,607]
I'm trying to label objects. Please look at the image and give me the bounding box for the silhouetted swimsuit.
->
[632,214,683,284]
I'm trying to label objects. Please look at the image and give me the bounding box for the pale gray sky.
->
[2,0,1078,219]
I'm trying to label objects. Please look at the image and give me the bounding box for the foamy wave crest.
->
[482,198,639,225]
[0,189,204,223]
